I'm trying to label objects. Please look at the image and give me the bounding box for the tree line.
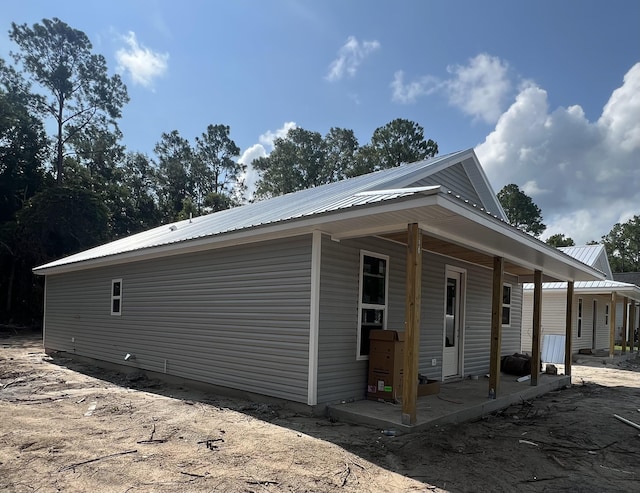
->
[1,18,638,326]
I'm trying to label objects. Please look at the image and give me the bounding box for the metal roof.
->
[523,279,640,301]
[559,244,613,279]
[34,151,472,273]
[32,148,606,284]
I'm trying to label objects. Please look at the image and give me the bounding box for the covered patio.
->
[328,371,570,433]
[324,190,605,425]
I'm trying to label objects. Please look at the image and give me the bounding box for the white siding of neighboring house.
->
[522,292,612,354]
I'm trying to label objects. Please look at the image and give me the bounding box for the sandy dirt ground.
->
[1,330,639,493]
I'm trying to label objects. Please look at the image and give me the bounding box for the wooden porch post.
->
[402,223,422,425]
[609,292,617,358]
[531,270,542,386]
[630,302,637,353]
[621,297,628,354]
[564,281,574,377]
[489,256,504,398]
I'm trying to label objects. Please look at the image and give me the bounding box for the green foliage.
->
[497,184,546,237]
[110,152,162,238]
[15,186,110,262]
[254,127,331,198]
[546,234,575,247]
[253,119,438,198]
[154,125,242,220]
[0,60,49,222]
[354,118,438,175]
[9,17,129,184]
[194,124,243,210]
[0,58,50,323]
[601,215,640,273]
[155,130,193,221]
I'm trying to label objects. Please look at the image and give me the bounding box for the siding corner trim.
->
[308,231,322,405]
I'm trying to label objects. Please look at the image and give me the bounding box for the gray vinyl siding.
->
[594,296,612,349]
[428,261,521,379]
[521,292,612,354]
[44,236,312,403]
[316,238,523,403]
[408,162,483,207]
[316,236,406,404]
[418,257,445,379]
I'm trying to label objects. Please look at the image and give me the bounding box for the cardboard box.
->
[367,330,404,402]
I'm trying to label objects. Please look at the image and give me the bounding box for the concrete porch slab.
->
[327,373,570,434]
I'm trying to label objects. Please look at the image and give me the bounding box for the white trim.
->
[354,185,440,197]
[502,283,512,327]
[307,231,321,406]
[42,276,47,345]
[443,265,467,379]
[111,279,123,316]
[577,297,583,338]
[356,250,390,361]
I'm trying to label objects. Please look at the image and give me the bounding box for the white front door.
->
[443,268,465,378]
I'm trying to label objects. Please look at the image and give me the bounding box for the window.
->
[605,304,609,325]
[357,252,388,358]
[502,284,512,326]
[111,279,122,316]
[577,298,583,338]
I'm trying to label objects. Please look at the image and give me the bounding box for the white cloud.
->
[391,70,439,104]
[116,31,169,88]
[391,54,512,124]
[237,144,268,202]
[238,122,297,201]
[258,121,297,148]
[445,54,512,123]
[476,62,640,245]
[326,36,380,82]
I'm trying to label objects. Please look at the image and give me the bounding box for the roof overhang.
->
[33,189,604,283]
[523,282,640,302]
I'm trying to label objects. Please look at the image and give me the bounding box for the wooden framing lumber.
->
[621,297,628,354]
[609,292,617,358]
[531,270,542,386]
[489,256,504,398]
[630,302,637,353]
[401,223,422,425]
[564,281,574,376]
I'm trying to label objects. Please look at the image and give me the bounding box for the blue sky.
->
[2,1,639,245]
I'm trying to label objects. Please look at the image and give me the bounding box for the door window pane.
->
[446,278,456,347]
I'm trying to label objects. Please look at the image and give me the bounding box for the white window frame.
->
[577,297,583,338]
[356,250,389,360]
[111,279,123,316]
[502,283,512,327]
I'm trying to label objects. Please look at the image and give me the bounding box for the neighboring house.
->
[34,149,603,413]
[522,245,640,354]
[613,272,640,343]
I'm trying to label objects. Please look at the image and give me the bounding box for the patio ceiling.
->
[322,192,605,283]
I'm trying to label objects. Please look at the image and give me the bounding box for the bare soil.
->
[1,329,639,493]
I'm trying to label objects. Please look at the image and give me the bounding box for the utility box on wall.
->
[367,330,404,402]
